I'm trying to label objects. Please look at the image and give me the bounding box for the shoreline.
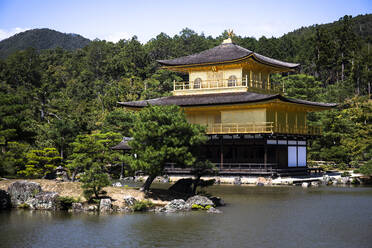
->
[136,171,367,186]
[1,174,370,216]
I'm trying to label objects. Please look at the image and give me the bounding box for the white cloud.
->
[0,27,29,41]
[103,31,132,43]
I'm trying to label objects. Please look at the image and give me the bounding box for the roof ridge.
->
[157,42,298,69]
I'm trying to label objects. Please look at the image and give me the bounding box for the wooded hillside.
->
[0,28,91,58]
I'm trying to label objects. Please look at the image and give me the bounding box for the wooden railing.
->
[207,122,274,134]
[272,124,321,135]
[173,77,282,94]
[206,122,321,135]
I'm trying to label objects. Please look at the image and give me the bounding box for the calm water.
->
[1,185,372,248]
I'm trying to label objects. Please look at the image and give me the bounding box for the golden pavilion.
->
[119,35,336,176]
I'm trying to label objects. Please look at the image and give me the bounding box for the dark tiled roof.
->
[111,137,132,150]
[118,92,337,108]
[157,43,299,69]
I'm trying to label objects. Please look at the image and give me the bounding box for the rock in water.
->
[209,196,225,207]
[86,205,98,211]
[186,195,214,207]
[341,177,350,184]
[100,198,112,212]
[302,182,309,188]
[28,192,59,210]
[207,207,222,214]
[71,202,84,212]
[311,181,320,187]
[0,189,11,209]
[168,178,194,194]
[234,177,242,185]
[123,196,137,206]
[7,181,42,207]
[256,177,266,185]
[164,199,191,212]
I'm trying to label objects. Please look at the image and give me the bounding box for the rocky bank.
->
[0,179,223,214]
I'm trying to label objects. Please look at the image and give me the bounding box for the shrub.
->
[341,171,351,177]
[349,161,360,168]
[351,178,360,185]
[358,161,372,176]
[307,161,318,167]
[83,189,94,201]
[337,163,348,170]
[132,200,154,212]
[320,164,334,171]
[57,196,79,210]
[18,203,30,209]
[191,204,205,210]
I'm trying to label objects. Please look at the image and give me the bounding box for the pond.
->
[1,185,372,248]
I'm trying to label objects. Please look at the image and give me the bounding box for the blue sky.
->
[0,0,371,42]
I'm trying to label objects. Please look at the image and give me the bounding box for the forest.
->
[0,14,371,178]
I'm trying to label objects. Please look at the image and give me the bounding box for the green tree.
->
[0,85,36,146]
[313,26,337,84]
[18,147,62,178]
[274,74,323,101]
[0,142,29,177]
[309,97,371,166]
[67,132,121,181]
[126,105,207,191]
[80,163,110,199]
[102,108,135,135]
[335,15,360,83]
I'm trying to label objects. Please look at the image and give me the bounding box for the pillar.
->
[220,137,224,170]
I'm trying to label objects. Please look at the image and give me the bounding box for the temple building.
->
[119,34,336,176]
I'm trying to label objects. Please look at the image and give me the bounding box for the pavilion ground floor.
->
[164,134,317,177]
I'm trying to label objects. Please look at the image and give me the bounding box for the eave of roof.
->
[118,92,337,109]
[111,137,132,150]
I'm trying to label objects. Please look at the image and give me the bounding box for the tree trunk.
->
[71,169,78,182]
[140,174,156,192]
[192,175,201,195]
[94,187,99,199]
[120,162,124,180]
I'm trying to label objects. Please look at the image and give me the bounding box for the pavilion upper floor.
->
[119,92,337,136]
[158,40,300,96]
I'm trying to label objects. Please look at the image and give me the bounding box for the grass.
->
[132,200,154,212]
